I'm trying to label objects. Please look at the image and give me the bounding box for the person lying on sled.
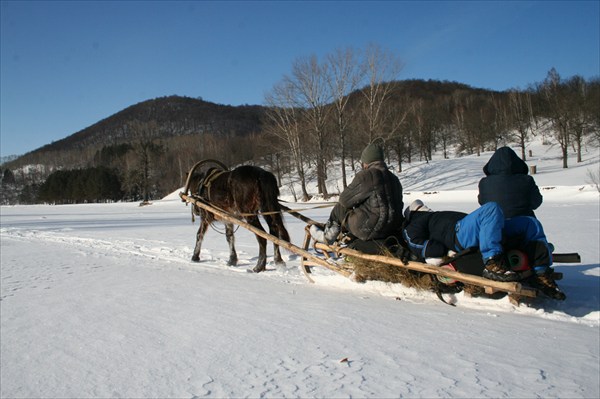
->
[477,146,562,298]
[310,140,404,245]
[401,200,566,300]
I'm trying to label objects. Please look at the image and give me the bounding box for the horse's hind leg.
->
[247,217,268,273]
[225,222,238,266]
[264,215,285,266]
[265,214,290,266]
[192,218,210,262]
[273,243,285,266]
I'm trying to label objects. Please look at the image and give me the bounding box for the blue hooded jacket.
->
[478,146,543,218]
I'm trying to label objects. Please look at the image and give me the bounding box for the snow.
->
[1,140,599,398]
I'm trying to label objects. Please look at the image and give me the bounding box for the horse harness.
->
[197,168,227,202]
[189,168,228,223]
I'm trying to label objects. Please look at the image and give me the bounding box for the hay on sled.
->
[349,250,437,290]
[349,249,485,296]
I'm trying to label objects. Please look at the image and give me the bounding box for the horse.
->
[182,162,290,273]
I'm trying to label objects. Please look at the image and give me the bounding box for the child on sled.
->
[402,200,565,300]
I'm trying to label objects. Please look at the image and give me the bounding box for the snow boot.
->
[482,254,519,282]
[309,224,326,243]
[530,271,567,300]
[324,220,341,243]
[309,220,340,245]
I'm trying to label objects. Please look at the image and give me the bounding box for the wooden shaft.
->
[180,193,350,277]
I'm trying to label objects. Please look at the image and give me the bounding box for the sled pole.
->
[279,204,321,226]
[180,193,350,278]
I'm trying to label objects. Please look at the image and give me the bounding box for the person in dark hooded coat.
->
[309,141,404,244]
[478,146,542,218]
[477,147,565,299]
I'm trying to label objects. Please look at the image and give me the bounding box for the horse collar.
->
[200,169,226,199]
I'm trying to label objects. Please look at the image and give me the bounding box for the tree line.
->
[263,44,599,201]
[1,45,598,205]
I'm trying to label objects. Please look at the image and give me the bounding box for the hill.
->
[1,78,597,205]
[5,95,267,168]
[1,95,271,204]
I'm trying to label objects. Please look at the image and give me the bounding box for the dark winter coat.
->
[402,210,466,261]
[478,146,543,218]
[337,161,404,241]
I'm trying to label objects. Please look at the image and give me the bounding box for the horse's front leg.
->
[192,218,209,262]
[225,222,238,266]
[248,217,268,273]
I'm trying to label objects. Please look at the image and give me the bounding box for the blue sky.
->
[1,0,599,158]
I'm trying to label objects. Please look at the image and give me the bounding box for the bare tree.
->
[566,75,595,163]
[431,95,455,160]
[451,91,477,155]
[287,55,333,197]
[326,47,366,188]
[264,81,310,201]
[383,91,413,172]
[360,44,404,142]
[539,68,571,168]
[589,78,600,145]
[508,89,535,160]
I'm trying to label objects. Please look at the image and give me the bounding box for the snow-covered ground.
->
[1,140,599,398]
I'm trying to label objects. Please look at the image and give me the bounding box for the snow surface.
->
[1,140,599,398]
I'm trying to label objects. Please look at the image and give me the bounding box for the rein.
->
[187,192,332,223]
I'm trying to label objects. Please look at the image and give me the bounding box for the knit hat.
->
[404,199,432,221]
[410,199,431,212]
[360,143,384,164]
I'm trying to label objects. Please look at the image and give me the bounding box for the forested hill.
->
[9,95,266,166]
[6,80,490,170]
[3,76,596,205]
[1,95,272,204]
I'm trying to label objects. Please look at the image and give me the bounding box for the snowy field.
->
[1,141,599,398]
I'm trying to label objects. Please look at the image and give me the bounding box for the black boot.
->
[482,254,519,282]
[530,271,566,300]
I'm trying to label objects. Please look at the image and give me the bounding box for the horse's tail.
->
[258,170,290,243]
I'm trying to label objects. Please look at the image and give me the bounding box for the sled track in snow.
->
[1,227,191,265]
[0,227,306,280]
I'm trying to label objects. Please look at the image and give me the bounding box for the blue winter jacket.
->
[478,147,543,218]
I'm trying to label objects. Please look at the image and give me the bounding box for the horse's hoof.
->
[227,258,238,266]
[191,256,200,262]
[252,265,266,273]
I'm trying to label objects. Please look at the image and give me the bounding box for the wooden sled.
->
[180,193,579,306]
[299,228,580,305]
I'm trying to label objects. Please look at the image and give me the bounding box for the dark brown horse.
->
[183,162,290,273]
